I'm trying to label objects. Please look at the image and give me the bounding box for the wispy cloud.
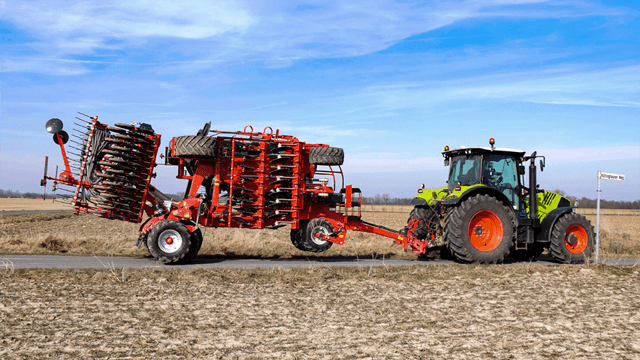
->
[356,65,640,112]
[344,145,640,174]
[2,0,626,74]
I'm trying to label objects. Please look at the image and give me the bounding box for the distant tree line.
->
[0,189,71,199]
[2,189,638,209]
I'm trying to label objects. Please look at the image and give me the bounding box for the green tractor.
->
[407,138,595,263]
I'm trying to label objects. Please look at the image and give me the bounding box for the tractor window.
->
[449,155,481,188]
[484,155,519,209]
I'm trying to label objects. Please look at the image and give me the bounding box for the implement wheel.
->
[175,136,217,158]
[444,194,514,263]
[549,213,594,263]
[309,147,344,166]
[147,220,193,264]
[290,218,334,252]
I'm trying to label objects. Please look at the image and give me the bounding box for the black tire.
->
[549,212,594,263]
[405,206,440,240]
[174,136,217,158]
[444,194,515,263]
[291,218,334,252]
[309,147,344,166]
[184,228,203,262]
[290,220,307,250]
[147,220,193,264]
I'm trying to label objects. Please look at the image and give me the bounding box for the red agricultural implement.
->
[42,115,431,263]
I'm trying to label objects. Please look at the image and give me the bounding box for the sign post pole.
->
[595,171,601,262]
[594,171,625,263]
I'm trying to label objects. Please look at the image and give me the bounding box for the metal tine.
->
[73,122,92,130]
[71,133,87,140]
[68,144,85,152]
[75,116,92,124]
[77,111,96,119]
[72,127,91,134]
[69,139,84,146]
[56,188,76,193]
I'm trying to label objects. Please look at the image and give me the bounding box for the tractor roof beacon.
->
[407,138,595,264]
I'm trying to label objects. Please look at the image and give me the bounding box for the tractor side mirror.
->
[518,165,525,175]
[540,159,545,172]
[444,158,449,166]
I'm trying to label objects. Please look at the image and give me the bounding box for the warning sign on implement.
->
[598,171,625,181]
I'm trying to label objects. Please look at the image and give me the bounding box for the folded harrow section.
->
[44,113,161,223]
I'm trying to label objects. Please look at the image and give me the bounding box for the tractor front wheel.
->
[444,194,515,263]
[147,220,193,264]
[290,218,334,253]
[549,212,594,263]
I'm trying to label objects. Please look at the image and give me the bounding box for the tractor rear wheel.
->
[290,218,334,252]
[147,220,193,264]
[444,194,515,263]
[309,147,344,166]
[549,212,594,263]
[174,136,217,158]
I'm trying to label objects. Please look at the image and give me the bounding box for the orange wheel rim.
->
[564,224,588,254]
[467,210,504,252]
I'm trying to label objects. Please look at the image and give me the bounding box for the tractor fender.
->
[411,198,428,206]
[536,206,575,242]
[443,186,514,211]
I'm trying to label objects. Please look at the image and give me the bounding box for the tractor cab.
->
[444,145,525,210]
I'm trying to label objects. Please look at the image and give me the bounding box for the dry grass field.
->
[1,265,639,359]
[1,200,638,259]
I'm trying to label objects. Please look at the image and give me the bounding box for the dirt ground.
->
[1,265,639,359]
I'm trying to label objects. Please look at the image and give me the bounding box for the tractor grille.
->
[541,191,557,206]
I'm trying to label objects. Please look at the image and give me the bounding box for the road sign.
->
[598,172,625,181]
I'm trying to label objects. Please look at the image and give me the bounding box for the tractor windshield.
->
[484,155,519,209]
[448,155,481,188]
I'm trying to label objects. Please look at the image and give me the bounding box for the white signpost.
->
[595,171,625,262]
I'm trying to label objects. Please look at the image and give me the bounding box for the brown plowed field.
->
[1,200,640,358]
[1,266,639,359]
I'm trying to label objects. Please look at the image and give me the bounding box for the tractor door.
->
[483,155,520,210]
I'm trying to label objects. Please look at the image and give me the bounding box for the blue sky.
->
[1,0,638,201]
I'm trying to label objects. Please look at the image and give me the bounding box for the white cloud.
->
[344,153,445,173]
[7,0,253,40]
[343,145,640,174]
[538,145,640,163]
[2,0,624,73]
[355,65,640,112]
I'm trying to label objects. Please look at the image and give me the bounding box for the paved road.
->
[1,255,638,269]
